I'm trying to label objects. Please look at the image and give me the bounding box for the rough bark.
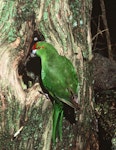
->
[0,0,98,149]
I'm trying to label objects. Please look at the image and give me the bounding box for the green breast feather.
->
[32,41,78,143]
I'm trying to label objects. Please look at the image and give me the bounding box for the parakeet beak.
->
[30,49,37,57]
[32,49,37,54]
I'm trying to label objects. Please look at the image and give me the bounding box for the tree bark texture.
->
[0,0,99,150]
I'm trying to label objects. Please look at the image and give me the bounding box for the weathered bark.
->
[0,0,98,149]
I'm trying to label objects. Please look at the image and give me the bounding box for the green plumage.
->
[32,42,78,143]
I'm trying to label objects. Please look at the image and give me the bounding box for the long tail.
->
[52,102,63,143]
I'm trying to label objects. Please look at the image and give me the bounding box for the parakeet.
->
[31,42,78,143]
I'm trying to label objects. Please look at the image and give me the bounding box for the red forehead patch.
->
[32,43,37,50]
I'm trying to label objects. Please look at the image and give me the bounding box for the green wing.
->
[42,55,78,103]
[42,55,78,143]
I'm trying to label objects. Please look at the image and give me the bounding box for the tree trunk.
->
[0,0,99,149]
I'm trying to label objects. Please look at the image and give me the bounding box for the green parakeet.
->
[31,42,78,143]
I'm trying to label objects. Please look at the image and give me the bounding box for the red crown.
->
[32,43,36,50]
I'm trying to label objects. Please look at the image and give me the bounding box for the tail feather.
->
[58,110,63,141]
[52,102,63,143]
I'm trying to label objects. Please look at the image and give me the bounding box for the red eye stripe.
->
[32,44,44,50]
[36,46,44,49]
